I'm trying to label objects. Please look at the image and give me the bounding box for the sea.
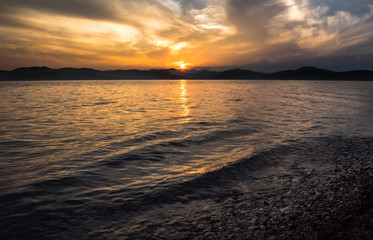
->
[0,79,372,239]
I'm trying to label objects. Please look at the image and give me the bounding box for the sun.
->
[174,60,191,70]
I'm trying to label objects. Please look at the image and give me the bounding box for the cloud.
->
[179,0,209,15]
[306,0,372,17]
[0,0,118,21]
[225,0,287,41]
[0,0,372,70]
[220,0,373,70]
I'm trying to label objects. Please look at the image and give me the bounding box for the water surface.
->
[0,80,372,238]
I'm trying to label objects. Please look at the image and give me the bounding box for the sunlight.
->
[174,60,192,70]
[179,79,190,123]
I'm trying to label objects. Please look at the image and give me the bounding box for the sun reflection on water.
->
[179,79,190,123]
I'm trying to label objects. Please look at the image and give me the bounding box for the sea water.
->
[0,80,372,238]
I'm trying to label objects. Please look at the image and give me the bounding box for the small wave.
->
[94,101,118,105]
[99,128,258,167]
[195,121,217,126]
[183,128,258,145]
[111,130,180,147]
[112,144,293,212]
[26,175,91,190]
[103,152,166,166]
[105,136,370,213]
[0,140,36,148]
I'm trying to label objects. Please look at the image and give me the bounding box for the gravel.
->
[77,137,373,240]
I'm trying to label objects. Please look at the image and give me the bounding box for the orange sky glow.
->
[0,0,373,71]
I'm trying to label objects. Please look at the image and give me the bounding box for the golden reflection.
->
[185,167,208,175]
[170,164,208,175]
[179,79,190,123]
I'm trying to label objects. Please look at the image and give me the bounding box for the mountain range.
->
[0,66,372,80]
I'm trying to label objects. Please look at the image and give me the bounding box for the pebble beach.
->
[110,137,373,240]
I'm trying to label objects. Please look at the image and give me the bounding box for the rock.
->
[308,169,320,175]
[279,206,292,216]
[203,231,213,238]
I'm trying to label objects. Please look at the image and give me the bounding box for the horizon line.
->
[2,65,373,73]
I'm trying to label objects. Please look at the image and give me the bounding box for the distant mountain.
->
[216,69,264,79]
[263,66,335,80]
[0,70,11,80]
[335,70,373,81]
[263,66,373,80]
[2,67,181,80]
[0,66,372,80]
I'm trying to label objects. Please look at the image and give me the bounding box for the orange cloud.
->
[0,0,372,71]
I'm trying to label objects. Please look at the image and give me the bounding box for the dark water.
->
[0,80,372,238]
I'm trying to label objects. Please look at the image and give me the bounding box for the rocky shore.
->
[236,137,373,240]
[104,137,372,240]
[2,136,371,240]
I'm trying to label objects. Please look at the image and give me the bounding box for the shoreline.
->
[111,137,373,240]
[1,137,372,239]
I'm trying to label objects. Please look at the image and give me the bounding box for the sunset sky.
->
[1,0,373,71]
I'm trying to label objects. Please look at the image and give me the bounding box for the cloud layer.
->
[0,0,372,71]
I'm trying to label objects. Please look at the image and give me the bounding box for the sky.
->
[1,0,373,71]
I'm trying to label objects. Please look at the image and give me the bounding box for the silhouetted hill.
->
[5,67,182,80]
[180,69,218,79]
[335,70,373,81]
[263,66,336,80]
[0,66,372,80]
[216,69,264,79]
[0,70,11,80]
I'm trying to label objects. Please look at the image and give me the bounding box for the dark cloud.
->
[173,0,209,22]
[225,0,287,41]
[0,14,31,29]
[179,0,208,11]
[0,0,117,21]
[306,0,372,17]
[221,0,373,70]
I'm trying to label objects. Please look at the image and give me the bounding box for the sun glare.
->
[174,61,191,70]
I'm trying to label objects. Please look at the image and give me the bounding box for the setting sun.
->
[174,61,191,70]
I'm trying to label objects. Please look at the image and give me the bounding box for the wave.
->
[1,136,372,239]
[97,128,259,167]
[95,136,372,215]
[0,137,290,218]
[105,143,294,212]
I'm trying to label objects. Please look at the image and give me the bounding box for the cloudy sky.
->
[1,0,373,71]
